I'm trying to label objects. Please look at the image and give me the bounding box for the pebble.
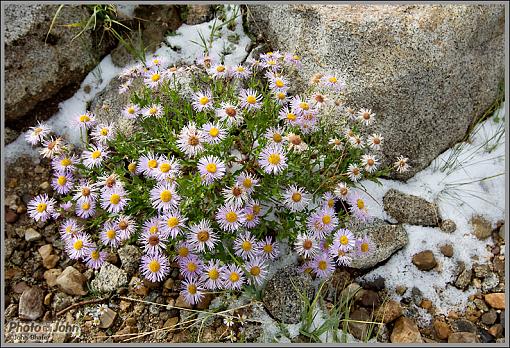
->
[56,266,87,296]
[44,268,62,287]
[484,293,505,310]
[44,292,53,306]
[395,285,407,296]
[18,286,45,320]
[452,319,477,333]
[340,283,363,302]
[196,293,214,310]
[374,300,403,323]
[439,244,454,257]
[5,209,19,223]
[473,263,491,278]
[474,298,489,312]
[25,228,42,242]
[39,181,50,190]
[99,308,117,329]
[471,215,492,240]
[164,316,179,329]
[482,273,500,292]
[347,308,371,340]
[432,319,450,340]
[13,281,30,294]
[488,324,503,338]
[420,299,433,310]
[360,290,381,308]
[412,250,437,271]
[440,219,456,233]
[454,265,472,290]
[448,332,479,343]
[390,317,422,343]
[175,294,192,309]
[481,309,498,325]
[163,278,175,290]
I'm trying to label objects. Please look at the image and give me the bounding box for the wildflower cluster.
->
[26,50,410,305]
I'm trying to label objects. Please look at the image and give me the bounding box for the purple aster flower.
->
[115,215,137,240]
[59,218,83,241]
[66,233,94,260]
[215,204,245,232]
[233,231,260,260]
[192,90,214,112]
[197,155,226,185]
[100,221,122,248]
[306,208,338,239]
[200,259,224,290]
[180,276,206,306]
[75,199,96,219]
[160,209,187,238]
[294,233,320,259]
[139,228,169,256]
[178,255,204,279]
[355,235,376,258]
[239,88,262,110]
[85,248,107,270]
[347,192,372,223]
[221,264,246,290]
[100,185,129,214]
[257,236,280,261]
[140,253,170,283]
[51,154,78,173]
[28,194,57,222]
[51,171,74,195]
[333,228,356,252]
[150,181,180,212]
[311,252,335,279]
[245,257,269,286]
[187,219,218,252]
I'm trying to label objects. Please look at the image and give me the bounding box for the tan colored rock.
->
[44,268,62,287]
[38,244,53,259]
[43,254,60,269]
[99,308,117,329]
[433,319,451,340]
[390,317,422,343]
[175,294,192,309]
[448,332,479,343]
[56,266,87,296]
[484,293,505,309]
[374,300,403,323]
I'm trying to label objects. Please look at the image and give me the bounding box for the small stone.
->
[471,215,493,240]
[439,244,454,257]
[395,285,407,296]
[452,319,477,333]
[433,319,450,340]
[448,311,460,320]
[163,278,174,290]
[390,317,422,343]
[498,224,504,240]
[99,308,117,329]
[56,266,87,296]
[360,290,380,308]
[38,244,53,259]
[44,292,53,306]
[482,273,500,292]
[420,299,433,310]
[484,293,505,309]
[474,298,489,312]
[196,293,214,310]
[134,285,149,296]
[473,263,491,278]
[362,276,385,291]
[90,262,128,293]
[164,316,179,329]
[13,281,30,294]
[374,300,402,323]
[465,307,482,322]
[455,268,472,290]
[481,309,498,325]
[479,328,495,343]
[119,300,131,311]
[412,250,437,271]
[39,181,50,190]
[348,308,371,340]
[340,283,363,302]
[114,325,138,342]
[19,286,45,320]
[440,219,456,233]
[383,189,440,226]
[118,245,142,275]
[44,269,62,287]
[43,255,60,269]
[25,228,42,242]
[488,324,503,338]
[175,294,192,309]
[5,209,19,223]
[448,332,480,343]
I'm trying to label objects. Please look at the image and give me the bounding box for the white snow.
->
[356,104,506,316]
[5,5,252,165]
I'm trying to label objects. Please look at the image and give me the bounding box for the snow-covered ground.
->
[356,104,506,316]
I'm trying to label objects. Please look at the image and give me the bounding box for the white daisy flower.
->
[334,182,350,201]
[197,155,226,185]
[367,133,384,151]
[258,144,288,175]
[143,103,164,118]
[294,233,319,259]
[82,144,109,169]
[285,133,308,153]
[177,122,205,158]
[201,122,226,144]
[216,102,243,127]
[347,163,363,182]
[361,154,379,173]
[192,90,214,112]
[394,155,411,173]
[283,184,310,212]
[222,184,249,208]
[357,108,376,126]
[25,122,51,145]
[264,126,286,145]
[90,123,116,144]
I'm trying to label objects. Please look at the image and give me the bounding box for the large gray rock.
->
[262,265,314,324]
[383,189,440,226]
[4,4,112,126]
[90,262,128,293]
[348,219,408,269]
[246,4,505,180]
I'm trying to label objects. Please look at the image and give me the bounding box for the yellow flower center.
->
[187,262,197,272]
[225,211,238,223]
[263,244,273,253]
[243,178,252,188]
[91,250,100,260]
[268,153,281,165]
[318,260,328,271]
[34,127,43,135]
[357,199,365,209]
[81,202,90,211]
[167,217,179,228]
[178,246,189,257]
[151,73,160,82]
[246,95,257,104]
[277,92,286,100]
[287,113,296,121]
[299,102,309,110]
[149,226,158,234]
[149,107,158,115]
[128,162,137,173]
[340,235,349,245]
[229,272,240,282]
[361,242,369,253]
[291,192,302,202]
[206,163,217,173]
[127,107,135,114]
[328,199,335,208]
[272,133,283,143]
[209,127,219,137]
[197,230,209,242]
[79,115,90,123]
[199,96,209,105]
[100,128,109,136]
[148,260,160,273]
[153,59,159,65]
[322,215,332,225]
[106,229,116,240]
[252,204,261,215]
[160,190,172,202]
[293,55,300,60]
[187,284,197,294]
[148,159,158,168]
[91,150,101,159]
[246,213,255,221]
[36,203,47,213]
[236,66,245,72]
[250,266,261,276]
[216,65,225,72]
[160,163,171,173]
[208,268,219,280]
[73,240,83,250]
[241,241,252,251]
[110,194,121,205]
[57,176,67,186]
[60,158,71,166]
[328,76,337,83]
[275,79,284,88]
